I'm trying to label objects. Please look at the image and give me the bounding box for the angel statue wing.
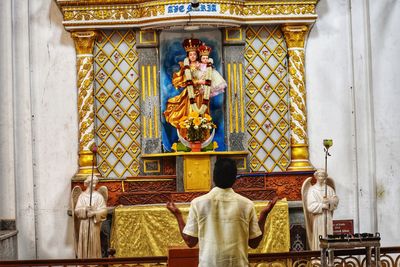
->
[326,177,335,192]
[71,185,82,258]
[301,176,313,250]
[98,185,109,206]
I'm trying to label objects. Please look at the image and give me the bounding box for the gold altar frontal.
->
[111,200,290,257]
[141,151,248,192]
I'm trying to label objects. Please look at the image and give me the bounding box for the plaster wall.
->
[0,0,77,259]
[0,0,16,220]
[1,0,399,259]
[28,0,77,258]
[369,0,400,246]
[307,0,357,230]
[307,0,400,246]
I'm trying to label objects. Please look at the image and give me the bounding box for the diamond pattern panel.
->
[94,30,141,178]
[245,26,290,172]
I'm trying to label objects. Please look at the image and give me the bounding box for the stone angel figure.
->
[71,175,108,258]
[301,169,339,250]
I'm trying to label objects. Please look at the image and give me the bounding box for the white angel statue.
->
[301,169,339,250]
[71,175,108,258]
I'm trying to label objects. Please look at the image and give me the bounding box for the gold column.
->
[71,31,100,177]
[282,25,314,171]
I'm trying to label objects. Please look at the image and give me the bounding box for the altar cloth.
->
[110,200,290,257]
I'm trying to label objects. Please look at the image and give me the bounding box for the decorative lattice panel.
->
[94,30,141,178]
[244,26,290,172]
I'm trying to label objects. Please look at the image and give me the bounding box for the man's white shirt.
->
[183,187,261,267]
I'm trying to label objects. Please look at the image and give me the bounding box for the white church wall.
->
[0,1,16,220]
[307,0,358,229]
[350,0,378,236]
[3,0,78,259]
[28,0,77,258]
[308,0,400,246]
[12,0,38,259]
[369,0,400,246]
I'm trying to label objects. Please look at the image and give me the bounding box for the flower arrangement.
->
[178,111,216,142]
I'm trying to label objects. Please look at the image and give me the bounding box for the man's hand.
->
[166,200,198,248]
[260,196,278,216]
[249,196,279,249]
[167,201,182,217]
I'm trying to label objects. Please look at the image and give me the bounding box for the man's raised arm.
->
[248,196,279,249]
[166,201,198,248]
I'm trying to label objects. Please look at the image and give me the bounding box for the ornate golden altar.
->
[111,200,290,257]
[56,0,322,255]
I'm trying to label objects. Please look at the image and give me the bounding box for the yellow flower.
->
[171,143,177,151]
[204,113,212,121]
[179,121,187,129]
[193,117,201,126]
[213,141,219,150]
[188,111,199,118]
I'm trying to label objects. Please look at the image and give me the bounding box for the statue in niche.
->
[71,175,108,258]
[301,169,339,250]
[163,38,226,149]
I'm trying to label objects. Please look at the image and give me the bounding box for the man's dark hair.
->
[213,158,237,189]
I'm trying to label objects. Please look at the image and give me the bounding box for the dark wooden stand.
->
[320,234,381,267]
[168,246,199,267]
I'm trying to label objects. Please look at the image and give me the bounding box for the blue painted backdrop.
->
[160,30,226,152]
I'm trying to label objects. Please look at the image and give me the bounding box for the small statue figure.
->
[71,175,108,258]
[301,169,339,250]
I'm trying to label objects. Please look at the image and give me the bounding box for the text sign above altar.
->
[166,4,219,14]
[56,0,319,30]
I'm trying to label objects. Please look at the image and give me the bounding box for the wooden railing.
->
[1,247,399,267]
[0,256,167,267]
[249,247,400,266]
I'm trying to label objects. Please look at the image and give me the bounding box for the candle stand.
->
[319,233,381,267]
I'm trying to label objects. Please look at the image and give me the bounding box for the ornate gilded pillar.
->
[282,25,314,171]
[71,31,100,177]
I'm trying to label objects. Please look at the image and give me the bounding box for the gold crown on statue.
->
[182,38,202,52]
[198,43,212,56]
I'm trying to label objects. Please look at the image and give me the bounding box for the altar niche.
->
[93,26,296,179]
[59,0,321,257]
[160,30,226,152]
